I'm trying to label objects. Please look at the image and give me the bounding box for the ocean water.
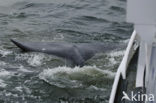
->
[0,0,133,102]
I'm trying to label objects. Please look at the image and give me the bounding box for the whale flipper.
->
[11,39,85,66]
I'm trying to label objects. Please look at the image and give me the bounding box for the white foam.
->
[0,61,7,66]
[53,33,64,41]
[39,66,115,88]
[23,86,31,94]
[0,47,12,57]
[28,54,45,66]
[109,50,125,57]
[4,92,18,97]
[0,79,7,88]
[87,85,106,91]
[109,57,117,65]
[0,70,11,88]
[15,53,52,66]
[15,86,23,92]
[102,69,116,78]
[18,65,32,73]
[0,69,11,79]
[122,39,130,43]
[107,50,125,65]
[40,66,115,78]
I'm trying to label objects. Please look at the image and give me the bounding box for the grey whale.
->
[11,39,122,66]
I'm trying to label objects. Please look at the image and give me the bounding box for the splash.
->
[39,66,115,88]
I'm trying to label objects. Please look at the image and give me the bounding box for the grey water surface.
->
[0,0,133,102]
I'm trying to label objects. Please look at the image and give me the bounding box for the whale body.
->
[11,39,122,66]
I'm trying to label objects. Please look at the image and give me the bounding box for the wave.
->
[39,66,115,88]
